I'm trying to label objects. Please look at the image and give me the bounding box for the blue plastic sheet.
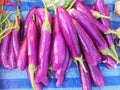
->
[0,0,120,90]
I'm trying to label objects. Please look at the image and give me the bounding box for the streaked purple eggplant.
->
[8,35,16,69]
[88,64,104,87]
[24,7,37,38]
[78,61,92,90]
[74,1,118,35]
[73,19,102,65]
[17,38,27,71]
[55,47,70,79]
[27,17,38,90]
[0,30,12,69]
[12,16,21,61]
[94,0,118,61]
[69,8,120,63]
[35,2,52,85]
[51,15,66,71]
[57,6,87,72]
[103,56,117,69]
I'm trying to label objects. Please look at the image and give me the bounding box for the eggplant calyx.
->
[105,29,120,35]
[28,64,37,90]
[74,56,87,73]
[100,48,120,64]
[93,11,110,19]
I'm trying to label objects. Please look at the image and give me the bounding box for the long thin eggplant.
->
[0,30,11,69]
[55,47,70,79]
[51,14,66,71]
[78,61,92,90]
[57,6,87,72]
[24,7,37,38]
[69,8,120,63]
[74,1,118,35]
[27,17,38,90]
[88,64,104,87]
[12,15,21,61]
[94,0,118,61]
[8,35,16,69]
[17,38,27,71]
[73,19,102,65]
[35,2,52,85]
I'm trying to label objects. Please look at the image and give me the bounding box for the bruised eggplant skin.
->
[51,15,66,71]
[73,19,102,65]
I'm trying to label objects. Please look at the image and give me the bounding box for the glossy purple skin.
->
[73,19,101,65]
[94,1,114,47]
[17,38,27,71]
[69,8,108,51]
[51,15,66,71]
[56,76,65,87]
[8,33,16,69]
[66,56,73,71]
[35,30,51,85]
[88,65,104,87]
[78,61,92,90]
[26,68,43,90]
[27,19,38,66]
[24,7,37,38]
[36,8,52,25]
[0,30,12,69]
[55,47,70,79]
[12,16,21,60]
[57,6,81,58]
[74,1,110,33]
[103,56,117,69]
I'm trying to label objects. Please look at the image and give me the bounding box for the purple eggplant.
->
[57,6,87,72]
[8,35,16,69]
[0,30,11,69]
[103,56,117,69]
[12,16,21,61]
[94,0,118,60]
[74,1,118,35]
[26,68,43,90]
[88,64,104,87]
[35,2,52,85]
[35,8,52,25]
[56,76,65,87]
[69,8,120,63]
[51,15,66,71]
[55,47,70,79]
[73,19,102,65]
[27,17,38,90]
[24,7,37,38]
[78,61,92,90]
[17,38,27,71]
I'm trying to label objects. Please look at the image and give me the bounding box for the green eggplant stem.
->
[105,29,120,35]
[110,44,118,59]
[67,0,76,11]
[0,10,17,25]
[100,48,120,64]
[42,0,51,33]
[28,64,37,90]
[93,11,110,19]
[74,56,87,73]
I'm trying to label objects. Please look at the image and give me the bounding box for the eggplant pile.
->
[0,0,120,90]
